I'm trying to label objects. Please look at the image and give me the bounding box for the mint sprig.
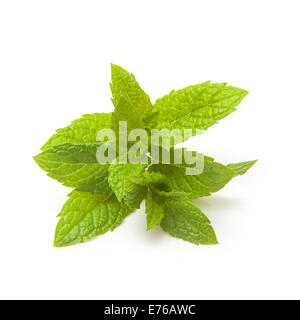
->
[34,64,256,247]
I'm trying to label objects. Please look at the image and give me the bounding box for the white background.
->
[0,0,299,300]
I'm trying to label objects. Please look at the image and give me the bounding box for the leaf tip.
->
[110,62,123,74]
[33,153,42,166]
[53,235,66,248]
[53,238,59,248]
[242,88,250,97]
[146,225,154,231]
[110,62,116,70]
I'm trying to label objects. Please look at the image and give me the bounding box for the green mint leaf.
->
[123,183,147,210]
[150,154,235,198]
[152,82,248,137]
[110,64,152,131]
[152,189,189,199]
[75,178,112,195]
[64,190,112,205]
[34,143,110,195]
[143,111,159,129]
[111,96,142,136]
[160,197,218,245]
[145,190,164,230]
[108,161,148,202]
[227,160,257,177]
[41,113,112,151]
[54,192,130,247]
[125,171,165,210]
[128,171,165,186]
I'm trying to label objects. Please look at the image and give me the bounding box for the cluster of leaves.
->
[34,64,256,247]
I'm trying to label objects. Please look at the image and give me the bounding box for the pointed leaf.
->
[54,192,130,247]
[152,82,248,137]
[150,154,235,198]
[160,197,218,245]
[42,113,112,150]
[34,143,110,195]
[227,160,257,177]
[110,64,152,131]
[145,190,164,230]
